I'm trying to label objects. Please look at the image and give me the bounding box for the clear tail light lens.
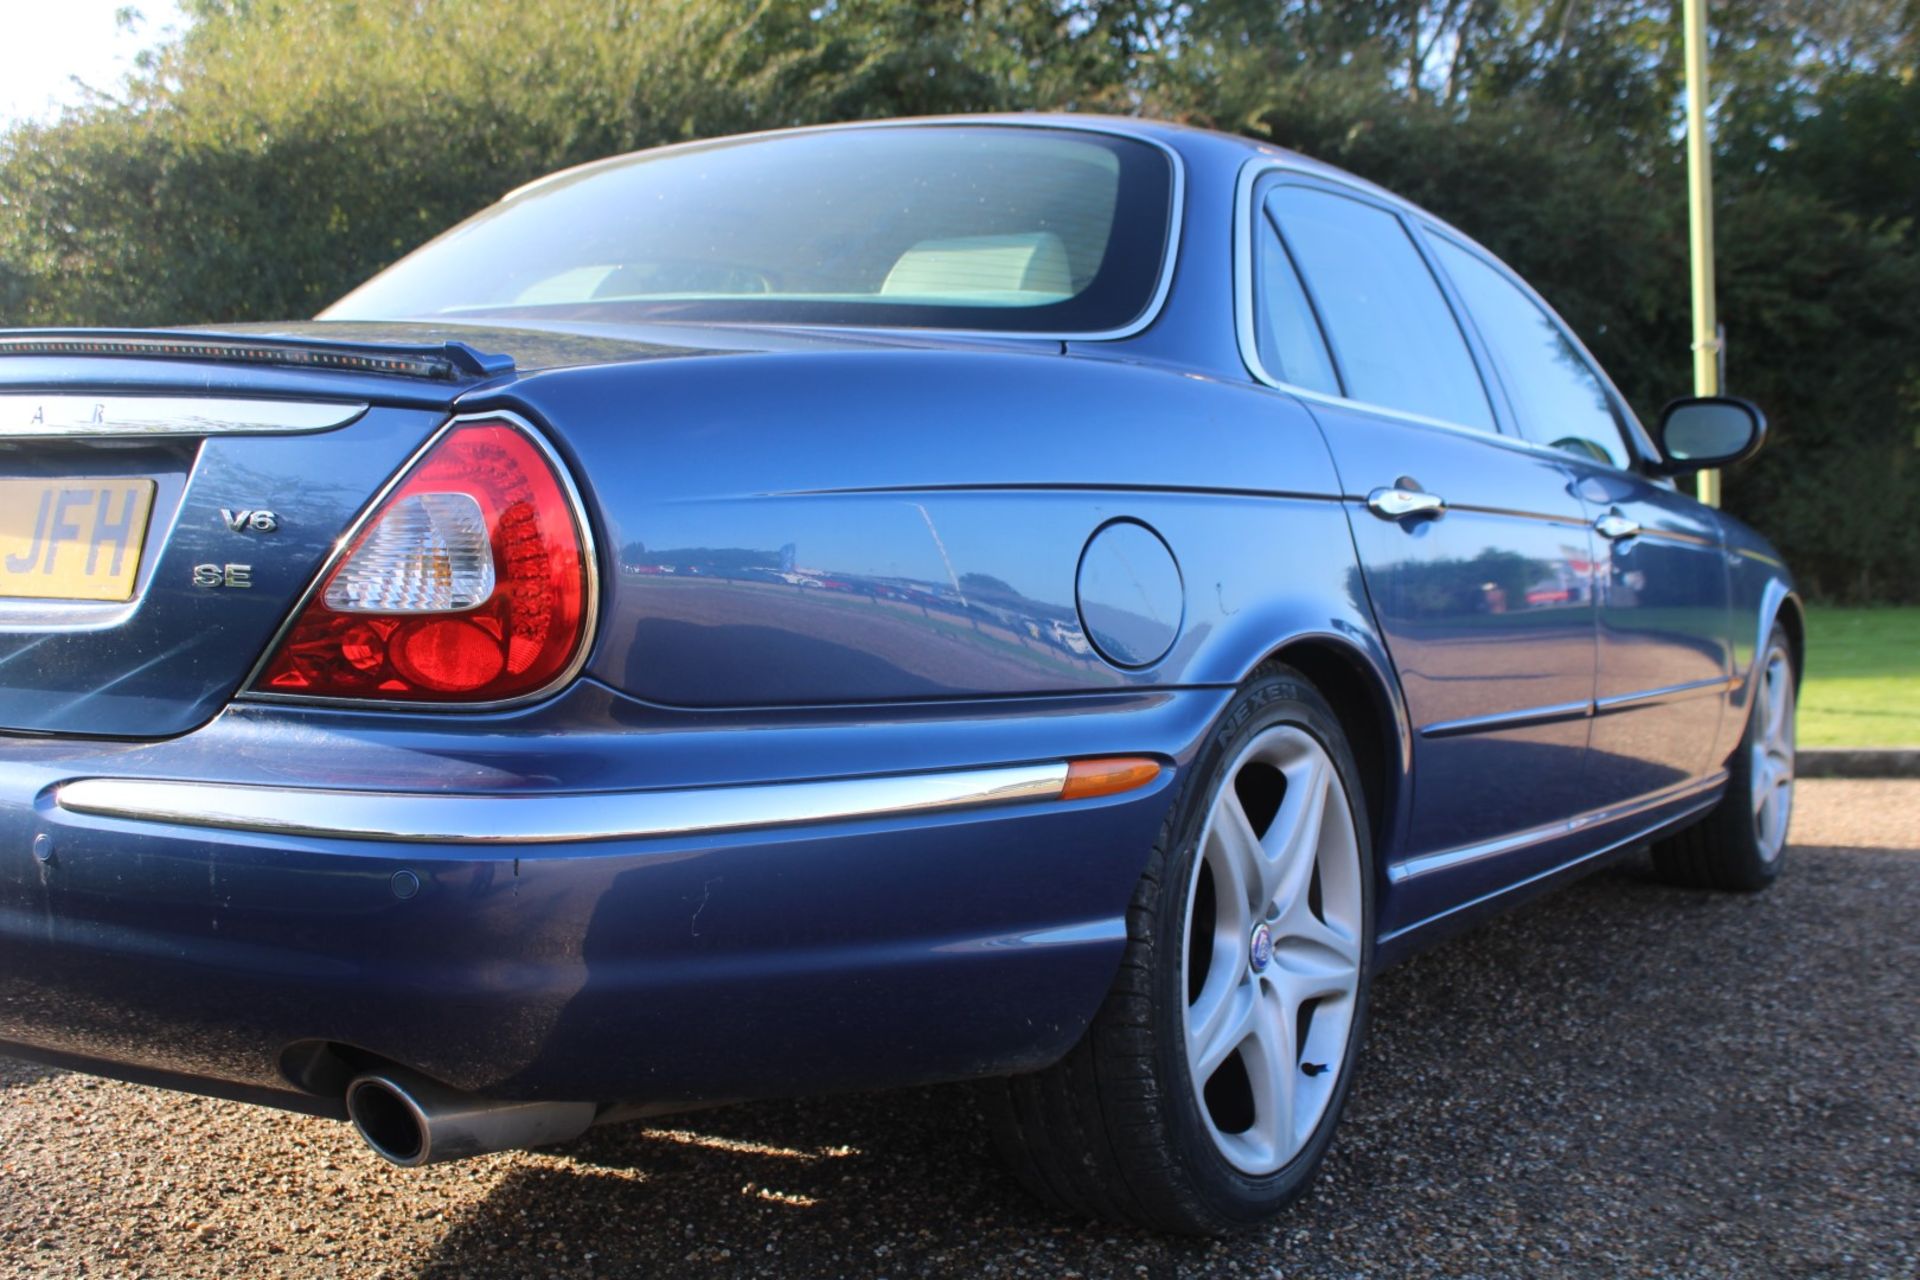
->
[252,417,592,703]
[323,492,496,614]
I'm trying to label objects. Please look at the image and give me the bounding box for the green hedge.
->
[2,1,1914,601]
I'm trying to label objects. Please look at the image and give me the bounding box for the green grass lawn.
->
[1798,606,1920,748]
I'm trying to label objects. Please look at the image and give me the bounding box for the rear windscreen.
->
[325,126,1175,335]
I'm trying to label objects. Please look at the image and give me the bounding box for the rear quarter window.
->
[1265,186,1494,432]
[1428,235,1630,468]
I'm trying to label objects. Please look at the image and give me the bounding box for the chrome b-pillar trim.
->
[54,763,1073,845]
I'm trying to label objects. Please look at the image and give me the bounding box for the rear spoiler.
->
[0,329,515,381]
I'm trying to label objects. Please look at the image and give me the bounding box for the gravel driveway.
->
[4,779,1916,1279]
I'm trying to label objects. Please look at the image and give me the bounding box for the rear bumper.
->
[0,682,1220,1114]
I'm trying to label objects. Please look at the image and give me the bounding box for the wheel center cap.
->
[1248,922,1273,974]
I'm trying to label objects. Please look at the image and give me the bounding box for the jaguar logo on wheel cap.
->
[1249,922,1273,973]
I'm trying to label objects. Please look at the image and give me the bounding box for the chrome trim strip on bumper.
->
[54,763,1073,845]
[0,396,367,438]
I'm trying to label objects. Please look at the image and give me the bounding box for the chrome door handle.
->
[1367,486,1446,520]
[1595,512,1641,541]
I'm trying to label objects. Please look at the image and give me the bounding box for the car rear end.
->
[0,330,1189,1154]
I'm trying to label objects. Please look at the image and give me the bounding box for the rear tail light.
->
[251,416,593,703]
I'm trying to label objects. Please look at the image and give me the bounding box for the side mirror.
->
[1654,396,1767,475]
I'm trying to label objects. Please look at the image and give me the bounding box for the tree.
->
[2,0,1915,598]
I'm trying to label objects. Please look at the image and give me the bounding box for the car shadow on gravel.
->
[0,1057,59,1090]
[418,1086,1137,1276]
[410,844,1920,1279]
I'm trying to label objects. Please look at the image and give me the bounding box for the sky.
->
[0,1,189,124]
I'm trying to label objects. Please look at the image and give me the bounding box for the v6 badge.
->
[221,509,278,533]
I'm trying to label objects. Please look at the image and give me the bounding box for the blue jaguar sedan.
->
[0,115,1797,1234]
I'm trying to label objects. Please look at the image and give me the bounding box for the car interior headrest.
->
[881,232,1073,300]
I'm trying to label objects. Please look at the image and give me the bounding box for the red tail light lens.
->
[252,417,592,703]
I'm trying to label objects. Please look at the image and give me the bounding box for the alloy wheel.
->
[1181,725,1363,1175]
[1752,644,1796,861]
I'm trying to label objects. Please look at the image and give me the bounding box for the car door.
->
[1423,232,1736,806]
[1245,177,1602,929]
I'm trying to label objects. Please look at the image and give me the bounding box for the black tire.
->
[980,663,1375,1235]
[1651,623,1798,892]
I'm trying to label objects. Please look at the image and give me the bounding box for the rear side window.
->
[1266,187,1493,432]
[1250,208,1340,396]
[1428,236,1628,467]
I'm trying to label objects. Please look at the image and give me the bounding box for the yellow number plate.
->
[0,478,157,602]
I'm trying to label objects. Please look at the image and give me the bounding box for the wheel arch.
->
[1771,589,1806,693]
[1254,634,1410,876]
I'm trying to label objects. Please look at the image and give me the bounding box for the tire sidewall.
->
[1151,665,1375,1226]
[1730,624,1797,883]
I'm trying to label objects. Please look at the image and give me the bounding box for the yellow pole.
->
[1683,0,1721,507]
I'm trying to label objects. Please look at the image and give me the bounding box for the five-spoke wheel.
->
[983,664,1373,1234]
[1183,725,1363,1175]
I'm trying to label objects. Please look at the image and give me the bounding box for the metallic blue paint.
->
[1572,465,1736,805]
[0,116,1795,1119]
[1310,397,1601,879]
[1076,519,1184,668]
[0,405,446,736]
[0,685,1215,1108]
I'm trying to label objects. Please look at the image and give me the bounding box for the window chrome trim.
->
[54,763,1074,844]
[1232,157,1662,472]
[234,408,601,713]
[476,118,1186,345]
[1233,159,1508,443]
[0,396,365,439]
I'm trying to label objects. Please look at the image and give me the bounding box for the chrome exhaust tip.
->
[345,1068,596,1167]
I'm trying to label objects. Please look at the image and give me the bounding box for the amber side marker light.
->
[1061,757,1164,802]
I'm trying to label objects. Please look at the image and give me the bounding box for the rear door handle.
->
[1367,486,1446,520]
[1595,512,1641,541]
